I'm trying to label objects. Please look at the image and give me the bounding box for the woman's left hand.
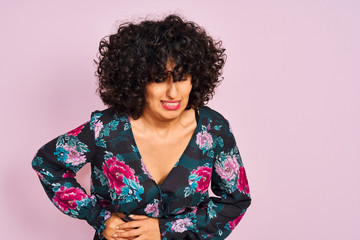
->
[113,214,161,240]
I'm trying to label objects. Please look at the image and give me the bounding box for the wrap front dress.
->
[32,106,251,239]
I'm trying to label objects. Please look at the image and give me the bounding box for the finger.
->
[116,225,136,231]
[132,235,146,240]
[116,227,136,232]
[111,232,128,239]
[112,234,135,240]
[128,214,149,220]
[114,228,142,238]
[117,220,142,230]
[114,237,136,240]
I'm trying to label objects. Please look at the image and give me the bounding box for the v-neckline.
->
[126,108,202,187]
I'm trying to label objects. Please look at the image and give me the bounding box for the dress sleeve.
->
[159,119,251,240]
[31,113,111,239]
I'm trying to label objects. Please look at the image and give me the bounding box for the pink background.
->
[1,0,359,239]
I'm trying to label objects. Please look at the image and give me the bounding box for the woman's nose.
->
[166,77,178,98]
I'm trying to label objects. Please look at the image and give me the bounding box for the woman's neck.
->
[133,109,194,138]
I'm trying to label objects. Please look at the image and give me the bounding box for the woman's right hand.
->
[102,212,135,240]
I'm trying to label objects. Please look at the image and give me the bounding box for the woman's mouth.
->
[161,100,181,110]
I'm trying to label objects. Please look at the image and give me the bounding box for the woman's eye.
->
[181,74,190,81]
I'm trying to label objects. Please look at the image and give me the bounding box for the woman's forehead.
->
[165,58,186,72]
[166,59,176,71]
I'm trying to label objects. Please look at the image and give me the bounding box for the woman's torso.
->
[129,108,199,185]
[90,106,227,217]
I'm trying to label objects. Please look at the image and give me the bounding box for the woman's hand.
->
[113,214,161,240]
[103,212,135,240]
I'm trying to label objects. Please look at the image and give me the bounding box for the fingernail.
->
[112,234,118,237]
[115,225,119,229]
[129,214,134,217]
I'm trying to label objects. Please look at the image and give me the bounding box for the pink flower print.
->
[94,120,103,139]
[144,199,159,217]
[102,157,138,194]
[237,166,250,194]
[53,186,88,212]
[173,206,197,215]
[63,145,86,166]
[190,166,212,193]
[67,123,85,136]
[140,158,154,180]
[228,211,245,230]
[171,218,193,233]
[62,170,76,178]
[174,207,186,214]
[215,155,239,181]
[196,131,213,151]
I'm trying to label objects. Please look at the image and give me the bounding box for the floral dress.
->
[32,106,251,240]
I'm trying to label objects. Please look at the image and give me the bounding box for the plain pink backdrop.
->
[1,0,359,239]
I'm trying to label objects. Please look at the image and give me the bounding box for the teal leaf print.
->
[206,150,214,158]
[42,170,54,177]
[115,154,124,161]
[96,139,106,148]
[207,200,217,219]
[214,125,222,130]
[67,138,76,147]
[94,166,108,186]
[127,178,138,189]
[75,198,88,209]
[190,181,197,189]
[118,177,144,203]
[184,186,194,197]
[69,209,79,216]
[111,192,117,201]
[54,147,69,162]
[32,157,43,166]
[101,127,110,137]
[188,173,201,181]
[215,136,224,148]
[132,145,138,153]
[56,137,65,148]
[109,120,119,130]
[104,151,114,160]
[76,142,90,153]
[124,122,130,130]
[95,119,119,147]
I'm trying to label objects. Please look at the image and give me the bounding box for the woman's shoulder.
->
[200,105,231,127]
[89,108,128,125]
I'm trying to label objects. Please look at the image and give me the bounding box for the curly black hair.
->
[96,14,226,119]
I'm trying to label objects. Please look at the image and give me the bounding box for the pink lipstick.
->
[161,100,181,110]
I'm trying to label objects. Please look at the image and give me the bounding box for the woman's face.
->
[143,60,192,121]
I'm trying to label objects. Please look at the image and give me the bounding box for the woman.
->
[32,14,251,240]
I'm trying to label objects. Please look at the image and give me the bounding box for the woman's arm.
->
[31,114,111,239]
